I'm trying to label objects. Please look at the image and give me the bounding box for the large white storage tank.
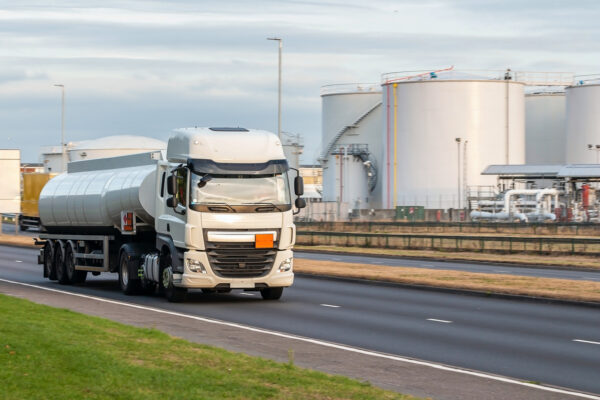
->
[565,84,600,164]
[69,135,167,162]
[320,84,382,209]
[381,71,525,209]
[525,91,566,164]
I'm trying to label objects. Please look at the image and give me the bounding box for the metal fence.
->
[296,231,600,256]
[296,221,600,236]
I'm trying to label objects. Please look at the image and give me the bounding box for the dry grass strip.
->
[295,245,600,270]
[0,234,36,248]
[294,258,600,304]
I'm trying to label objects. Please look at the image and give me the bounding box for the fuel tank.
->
[39,151,160,231]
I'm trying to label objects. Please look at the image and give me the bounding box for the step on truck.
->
[36,127,306,302]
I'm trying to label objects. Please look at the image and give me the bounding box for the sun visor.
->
[188,159,289,175]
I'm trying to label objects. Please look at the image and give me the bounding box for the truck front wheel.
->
[260,287,283,300]
[161,266,187,303]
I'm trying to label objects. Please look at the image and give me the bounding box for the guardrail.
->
[295,221,600,236]
[296,231,600,256]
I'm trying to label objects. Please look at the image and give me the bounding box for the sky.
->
[1,0,599,163]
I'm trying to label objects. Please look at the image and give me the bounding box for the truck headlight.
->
[278,257,293,272]
[186,258,206,273]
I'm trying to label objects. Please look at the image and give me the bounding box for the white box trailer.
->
[36,128,306,302]
[0,149,21,214]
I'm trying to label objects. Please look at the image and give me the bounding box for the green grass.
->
[0,294,418,400]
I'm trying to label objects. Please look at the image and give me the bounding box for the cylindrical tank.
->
[381,75,525,210]
[320,84,382,207]
[525,91,566,164]
[39,165,156,231]
[565,84,600,164]
[69,135,166,162]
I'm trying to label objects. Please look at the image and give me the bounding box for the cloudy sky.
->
[1,0,599,163]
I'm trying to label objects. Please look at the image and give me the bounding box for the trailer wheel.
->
[119,252,140,295]
[161,266,187,303]
[260,287,283,300]
[44,241,57,280]
[55,244,70,285]
[65,245,87,285]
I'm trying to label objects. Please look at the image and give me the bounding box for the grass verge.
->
[295,245,600,270]
[294,259,600,304]
[0,294,418,400]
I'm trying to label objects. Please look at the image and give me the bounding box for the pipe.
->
[393,83,398,209]
[386,84,391,208]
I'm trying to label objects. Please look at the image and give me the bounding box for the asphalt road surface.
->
[296,251,600,281]
[1,245,600,396]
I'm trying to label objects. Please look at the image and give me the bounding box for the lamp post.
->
[267,37,282,139]
[54,84,66,171]
[455,137,462,209]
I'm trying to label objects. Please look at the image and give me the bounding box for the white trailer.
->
[36,128,306,302]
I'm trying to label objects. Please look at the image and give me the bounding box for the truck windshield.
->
[190,173,292,212]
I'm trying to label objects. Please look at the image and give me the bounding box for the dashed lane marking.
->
[427,318,453,324]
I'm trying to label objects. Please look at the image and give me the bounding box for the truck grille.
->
[207,243,276,278]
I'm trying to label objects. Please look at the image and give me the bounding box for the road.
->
[296,251,600,281]
[1,245,599,397]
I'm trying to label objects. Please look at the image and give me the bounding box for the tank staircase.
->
[318,101,382,163]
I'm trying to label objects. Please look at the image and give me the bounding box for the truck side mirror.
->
[166,175,175,195]
[166,196,177,208]
[295,197,306,209]
[294,176,304,196]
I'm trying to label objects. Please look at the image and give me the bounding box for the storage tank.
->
[525,91,566,164]
[39,152,160,232]
[381,70,525,209]
[565,84,600,164]
[320,83,382,208]
[69,135,166,162]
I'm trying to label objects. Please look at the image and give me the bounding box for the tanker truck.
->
[36,127,306,302]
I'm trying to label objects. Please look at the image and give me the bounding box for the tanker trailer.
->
[36,127,306,302]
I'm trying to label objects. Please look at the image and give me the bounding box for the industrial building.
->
[318,68,600,220]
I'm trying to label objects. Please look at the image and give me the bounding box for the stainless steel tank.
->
[39,152,159,231]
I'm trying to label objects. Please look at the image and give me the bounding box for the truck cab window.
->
[175,168,187,207]
[160,172,166,197]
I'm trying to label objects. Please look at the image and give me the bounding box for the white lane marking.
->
[332,258,342,261]
[15,260,23,263]
[573,339,600,346]
[320,304,340,308]
[422,264,435,268]
[427,318,453,324]
[239,293,255,296]
[0,279,598,400]
[493,270,509,273]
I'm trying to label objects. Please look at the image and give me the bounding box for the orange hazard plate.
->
[255,234,274,248]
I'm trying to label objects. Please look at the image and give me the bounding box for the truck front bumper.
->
[176,249,294,289]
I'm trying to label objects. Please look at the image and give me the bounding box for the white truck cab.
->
[37,127,306,302]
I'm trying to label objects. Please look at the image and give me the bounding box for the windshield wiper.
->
[201,202,236,213]
[242,202,283,212]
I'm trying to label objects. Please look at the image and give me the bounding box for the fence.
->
[296,231,600,256]
[296,221,600,236]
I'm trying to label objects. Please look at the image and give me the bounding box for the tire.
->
[43,242,57,280]
[65,245,87,284]
[161,265,187,303]
[260,287,283,300]
[119,252,140,295]
[55,244,70,285]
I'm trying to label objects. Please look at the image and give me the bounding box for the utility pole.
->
[267,37,282,139]
[54,84,66,171]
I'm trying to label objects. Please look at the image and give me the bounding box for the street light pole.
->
[267,37,282,139]
[54,84,66,171]
[455,137,462,209]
